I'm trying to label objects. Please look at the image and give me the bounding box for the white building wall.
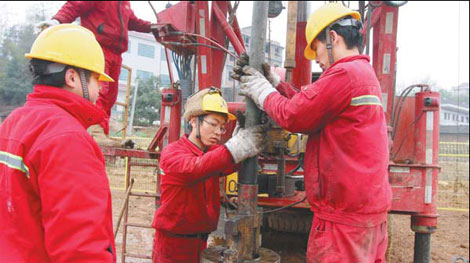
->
[113,31,177,117]
[440,104,470,126]
[221,27,284,102]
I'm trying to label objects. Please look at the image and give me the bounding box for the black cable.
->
[286,153,304,176]
[391,111,424,160]
[391,85,426,140]
[262,196,307,214]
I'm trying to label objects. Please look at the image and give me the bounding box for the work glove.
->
[239,66,277,111]
[225,125,267,164]
[231,52,281,87]
[35,19,60,34]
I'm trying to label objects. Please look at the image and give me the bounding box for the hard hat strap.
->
[78,69,89,101]
[195,116,208,152]
[196,116,202,140]
[325,25,335,65]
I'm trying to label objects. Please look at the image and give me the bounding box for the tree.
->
[0,24,35,106]
[439,85,469,108]
[131,76,162,126]
[0,2,58,106]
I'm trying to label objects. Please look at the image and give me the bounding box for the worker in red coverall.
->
[232,3,392,263]
[36,1,152,144]
[152,87,266,263]
[0,24,115,262]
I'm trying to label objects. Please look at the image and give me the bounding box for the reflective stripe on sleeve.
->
[0,151,30,178]
[350,95,383,107]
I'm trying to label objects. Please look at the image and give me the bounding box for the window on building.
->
[444,112,449,120]
[136,70,153,80]
[119,68,128,81]
[275,46,281,56]
[127,40,131,53]
[467,116,469,123]
[160,48,167,61]
[160,74,170,86]
[265,43,270,53]
[243,35,249,45]
[227,66,233,81]
[138,43,155,58]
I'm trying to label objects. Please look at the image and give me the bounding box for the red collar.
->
[26,85,105,128]
[181,135,219,156]
[330,54,370,68]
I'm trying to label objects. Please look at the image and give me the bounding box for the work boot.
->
[88,124,123,147]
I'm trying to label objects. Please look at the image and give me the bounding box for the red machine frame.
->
[102,2,440,262]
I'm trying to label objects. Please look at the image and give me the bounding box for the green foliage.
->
[131,76,162,126]
[0,2,56,106]
[0,24,35,106]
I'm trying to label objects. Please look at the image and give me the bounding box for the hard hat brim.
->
[227,112,237,121]
[99,73,114,82]
[304,45,316,60]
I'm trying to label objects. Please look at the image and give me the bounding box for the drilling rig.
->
[105,1,440,262]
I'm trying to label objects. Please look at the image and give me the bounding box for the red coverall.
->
[53,1,151,134]
[152,135,236,263]
[0,85,115,262]
[264,55,392,263]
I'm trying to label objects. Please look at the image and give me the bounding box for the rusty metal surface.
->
[257,191,310,209]
[202,246,280,263]
[100,146,159,159]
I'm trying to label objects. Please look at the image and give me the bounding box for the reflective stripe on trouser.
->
[350,95,382,107]
[0,151,30,178]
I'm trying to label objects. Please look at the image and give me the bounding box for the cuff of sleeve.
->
[224,141,241,164]
[258,88,277,111]
[271,74,281,87]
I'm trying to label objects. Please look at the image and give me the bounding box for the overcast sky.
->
[1,1,468,90]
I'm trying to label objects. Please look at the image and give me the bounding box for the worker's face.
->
[312,30,340,71]
[312,38,330,71]
[64,68,101,104]
[191,113,227,148]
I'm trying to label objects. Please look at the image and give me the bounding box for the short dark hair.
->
[29,59,91,87]
[316,16,363,51]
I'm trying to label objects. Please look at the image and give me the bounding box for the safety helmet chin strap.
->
[78,69,90,101]
[196,116,208,152]
[325,25,335,66]
[196,116,202,140]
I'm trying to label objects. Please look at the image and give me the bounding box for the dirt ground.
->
[108,165,469,263]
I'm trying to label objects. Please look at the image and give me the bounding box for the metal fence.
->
[105,138,469,211]
[438,142,469,211]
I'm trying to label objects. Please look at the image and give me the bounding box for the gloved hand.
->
[239,66,277,111]
[231,52,250,80]
[35,19,60,33]
[231,52,281,87]
[225,125,267,163]
[261,63,281,87]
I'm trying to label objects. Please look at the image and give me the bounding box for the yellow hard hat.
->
[304,3,361,60]
[183,87,236,122]
[25,24,113,82]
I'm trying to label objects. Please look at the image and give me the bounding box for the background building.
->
[114,31,174,117]
[117,27,285,115]
[440,104,469,142]
[439,83,469,142]
[221,26,284,102]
